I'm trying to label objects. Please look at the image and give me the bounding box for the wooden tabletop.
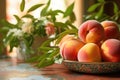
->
[0,58,120,80]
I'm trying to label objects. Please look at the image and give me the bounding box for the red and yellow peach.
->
[101,39,120,62]
[77,43,102,62]
[101,21,119,40]
[78,20,105,43]
[60,39,85,61]
[59,35,76,47]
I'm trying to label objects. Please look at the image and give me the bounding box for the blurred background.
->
[0,0,120,58]
[0,0,96,27]
[0,0,120,27]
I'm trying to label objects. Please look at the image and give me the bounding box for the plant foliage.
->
[0,0,77,67]
[84,0,120,23]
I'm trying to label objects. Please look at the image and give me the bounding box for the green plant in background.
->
[26,0,78,67]
[84,0,120,23]
[0,0,77,67]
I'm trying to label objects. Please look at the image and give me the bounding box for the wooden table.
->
[0,58,120,80]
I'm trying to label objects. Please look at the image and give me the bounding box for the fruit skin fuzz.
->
[60,39,84,61]
[77,43,101,62]
[78,20,104,43]
[101,39,120,62]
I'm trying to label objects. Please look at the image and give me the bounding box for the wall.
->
[0,0,6,20]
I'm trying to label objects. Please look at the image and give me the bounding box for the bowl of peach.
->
[63,60,120,74]
[60,20,120,73]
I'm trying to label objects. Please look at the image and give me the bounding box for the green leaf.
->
[87,3,101,12]
[0,27,9,33]
[54,22,67,28]
[37,58,54,68]
[41,0,51,16]
[22,14,34,19]
[51,15,56,22]
[84,14,95,20]
[64,2,74,17]
[54,54,63,64]
[47,10,64,16]
[37,52,50,61]
[4,34,19,52]
[95,5,104,19]
[3,33,13,45]
[65,21,77,29]
[69,12,76,22]
[13,15,21,23]
[48,48,59,58]
[26,56,40,62]
[40,38,54,47]
[24,33,34,47]
[113,2,119,14]
[27,4,44,13]
[36,48,59,68]
[46,10,64,22]
[20,0,25,12]
[37,47,59,61]
[38,47,52,52]
[52,10,64,14]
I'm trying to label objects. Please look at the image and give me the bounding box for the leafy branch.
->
[84,0,120,23]
[0,0,76,67]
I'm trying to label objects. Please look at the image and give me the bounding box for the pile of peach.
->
[59,20,120,62]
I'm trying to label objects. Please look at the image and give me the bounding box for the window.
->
[6,0,84,27]
[6,0,67,23]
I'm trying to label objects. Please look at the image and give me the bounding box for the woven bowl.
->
[63,60,120,74]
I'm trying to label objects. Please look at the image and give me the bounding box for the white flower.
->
[7,28,24,37]
[14,29,23,37]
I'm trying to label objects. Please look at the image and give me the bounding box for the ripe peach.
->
[101,21,119,40]
[101,39,120,62]
[59,35,75,47]
[78,20,105,43]
[60,39,85,61]
[77,43,102,62]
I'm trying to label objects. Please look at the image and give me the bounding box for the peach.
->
[101,39,120,62]
[60,39,85,61]
[77,43,101,62]
[101,21,119,40]
[78,20,105,43]
[59,35,75,47]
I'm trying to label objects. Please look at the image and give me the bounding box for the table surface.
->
[0,58,120,80]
